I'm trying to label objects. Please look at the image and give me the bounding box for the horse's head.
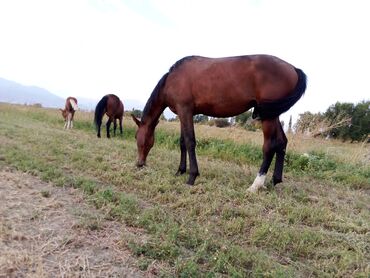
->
[60,109,67,120]
[132,115,155,168]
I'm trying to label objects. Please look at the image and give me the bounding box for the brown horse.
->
[132,55,307,192]
[60,97,78,129]
[94,94,124,138]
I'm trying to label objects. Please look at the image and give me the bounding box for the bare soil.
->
[0,168,149,278]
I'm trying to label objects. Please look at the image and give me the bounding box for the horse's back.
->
[164,55,303,118]
[106,94,124,118]
[65,97,78,112]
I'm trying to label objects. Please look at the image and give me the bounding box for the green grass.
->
[0,103,369,277]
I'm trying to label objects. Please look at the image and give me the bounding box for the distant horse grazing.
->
[132,55,307,192]
[94,94,124,138]
[60,97,78,129]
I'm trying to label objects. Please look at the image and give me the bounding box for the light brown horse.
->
[94,94,124,138]
[132,55,307,192]
[60,97,78,129]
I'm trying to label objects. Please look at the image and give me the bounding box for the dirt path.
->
[0,168,149,278]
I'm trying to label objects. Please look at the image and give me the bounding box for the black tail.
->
[254,68,307,120]
[94,95,108,128]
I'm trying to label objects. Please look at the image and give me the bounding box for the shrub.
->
[214,118,231,128]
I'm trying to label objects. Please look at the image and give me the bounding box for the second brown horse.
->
[94,94,124,138]
[132,55,307,192]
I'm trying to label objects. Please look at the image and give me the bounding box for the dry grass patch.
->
[0,168,147,277]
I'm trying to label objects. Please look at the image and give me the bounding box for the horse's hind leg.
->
[272,121,287,185]
[176,130,187,176]
[106,118,112,138]
[113,119,117,136]
[97,123,101,138]
[247,118,279,192]
[119,117,123,135]
[70,112,75,129]
[67,113,72,129]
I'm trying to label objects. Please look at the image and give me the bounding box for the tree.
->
[288,115,293,133]
[235,111,252,125]
[295,100,369,142]
[294,111,325,135]
[194,114,209,123]
[214,118,230,128]
[324,102,354,140]
[131,108,143,118]
[347,100,370,142]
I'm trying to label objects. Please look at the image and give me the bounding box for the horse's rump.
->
[253,68,307,119]
[69,98,78,111]
[94,95,109,128]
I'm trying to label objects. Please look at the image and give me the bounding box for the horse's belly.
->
[195,100,254,117]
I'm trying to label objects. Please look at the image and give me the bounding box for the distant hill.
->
[0,77,175,118]
[0,77,65,108]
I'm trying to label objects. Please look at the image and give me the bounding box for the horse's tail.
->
[69,99,78,111]
[254,68,307,120]
[94,95,108,128]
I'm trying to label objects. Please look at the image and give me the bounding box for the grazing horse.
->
[132,55,307,192]
[60,97,78,129]
[94,94,124,138]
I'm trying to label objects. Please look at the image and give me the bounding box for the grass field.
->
[0,103,369,277]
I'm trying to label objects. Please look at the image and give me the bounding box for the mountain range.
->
[0,77,146,112]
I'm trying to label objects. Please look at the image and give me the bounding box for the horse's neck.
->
[142,98,165,128]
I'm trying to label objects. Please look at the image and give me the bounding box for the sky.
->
[0,0,369,124]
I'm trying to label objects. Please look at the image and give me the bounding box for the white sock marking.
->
[247,174,266,193]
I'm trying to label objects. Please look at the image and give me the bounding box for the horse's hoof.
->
[272,177,282,186]
[175,169,186,176]
[186,173,199,186]
[186,178,195,185]
[247,185,267,193]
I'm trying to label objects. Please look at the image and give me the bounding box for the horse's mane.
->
[141,73,169,124]
[141,56,197,124]
[169,56,196,72]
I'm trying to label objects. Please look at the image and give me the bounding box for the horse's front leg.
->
[175,131,187,176]
[180,115,199,185]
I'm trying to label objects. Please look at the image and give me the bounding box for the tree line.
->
[129,100,369,142]
[294,100,369,142]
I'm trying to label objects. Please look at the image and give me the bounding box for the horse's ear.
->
[131,114,141,126]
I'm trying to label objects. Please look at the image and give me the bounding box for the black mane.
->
[141,56,197,124]
[141,72,169,124]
